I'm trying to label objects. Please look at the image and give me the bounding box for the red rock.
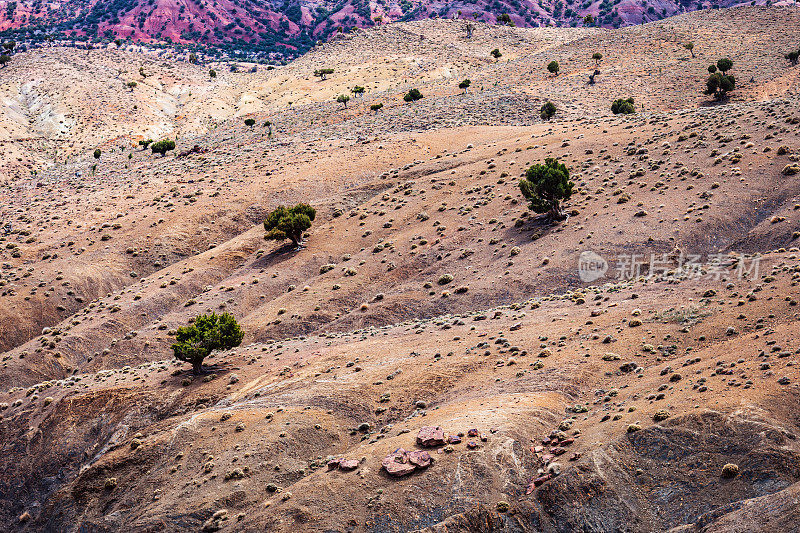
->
[407,450,432,468]
[533,474,552,486]
[382,448,416,477]
[534,445,544,453]
[327,458,341,470]
[560,437,575,446]
[416,426,446,447]
[480,433,488,442]
[541,454,554,464]
[466,440,479,449]
[553,447,566,456]
[467,428,479,437]
[447,435,462,444]
[338,459,359,470]
[569,452,582,461]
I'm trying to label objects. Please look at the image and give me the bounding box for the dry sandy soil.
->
[1,6,800,532]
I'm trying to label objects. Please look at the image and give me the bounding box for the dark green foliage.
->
[172,312,243,374]
[611,97,635,114]
[151,139,176,156]
[244,118,256,127]
[351,85,365,96]
[314,67,334,79]
[705,58,735,99]
[491,48,502,59]
[459,79,471,93]
[139,139,153,149]
[592,52,603,65]
[93,148,101,159]
[263,203,316,246]
[547,60,560,75]
[496,13,512,25]
[583,14,595,25]
[0,54,9,67]
[336,94,350,107]
[404,88,423,102]
[519,158,574,219]
[209,69,217,78]
[371,102,384,112]
[786,50,799,66]
[540,101,557,120]
[705,72,735,99]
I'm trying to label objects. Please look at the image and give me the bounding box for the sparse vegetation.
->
[547,60,560,75]
[491,48,502,59]
[459,79,471,94]
[336,94,350,108]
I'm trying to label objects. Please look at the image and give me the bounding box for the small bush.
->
[540,101,556,120]
[404,88,423,102]
[611,97,635,114]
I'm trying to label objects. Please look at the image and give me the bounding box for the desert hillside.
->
[1,6,800,532]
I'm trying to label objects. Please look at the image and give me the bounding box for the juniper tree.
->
[172,312,243,374]
[540,101,557,120]
[611,97,635,114]
[264,203,316,247]
[547,60,560,75]
[459,79,471,94]
[151,139,176,156]
[404,88,423,102]
[519,158,574,220]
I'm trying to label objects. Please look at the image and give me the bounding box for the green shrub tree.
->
[611,97,635,114]
[337,94,350,108]
[264,203,316,247]
[404,88,423,102]
[540,101,556,120]
[172,312,243,374]
[547,60,560,75]
[314,68,334,80]
[459,79,471,93]
[151,139,176,156]
[519,158,575,220]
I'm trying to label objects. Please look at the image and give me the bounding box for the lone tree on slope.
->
[404,88,423,102]
[611,97,635,114]
[264,203,316,248]
[314,68,334,80]
[151,139,176,156]
[459,79,471,94]
[705,59,735,100]
[172,312,243,375]
[519,158,575,221]
[540,101,557,120]
[547,60,560,76]
[592,52,603,66]
[337,94,350,108]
